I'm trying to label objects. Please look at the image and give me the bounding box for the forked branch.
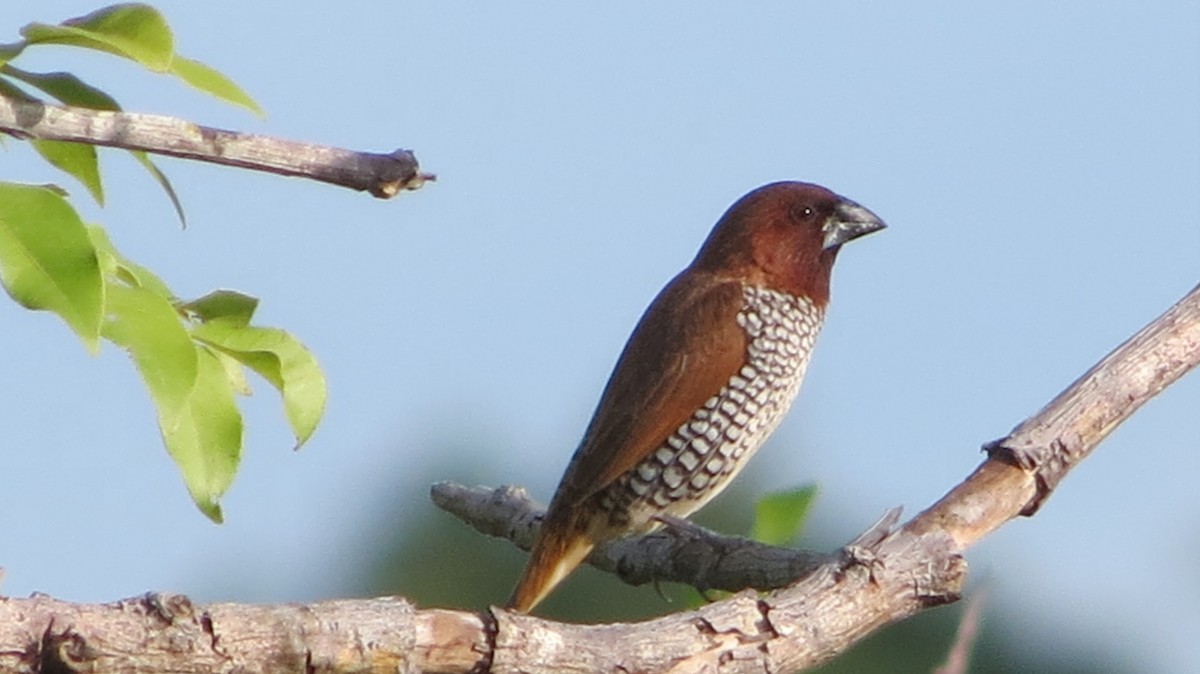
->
[1,283,1197,673]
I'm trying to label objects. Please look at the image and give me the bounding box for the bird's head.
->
[692,181,885,305]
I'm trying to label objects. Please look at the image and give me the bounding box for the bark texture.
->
[2,283,1197,673]
[0,96,433,197]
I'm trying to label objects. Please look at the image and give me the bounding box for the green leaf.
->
[0,182,103,351]
[191,321,327,447]
[170,55,263,116]
[102,283,197,425]
[165,346,244,522]
[30,139,104,204]
[103,284,241,522]
[180,289,259,326]
[129,151,186,226]
[208,345,252,396]
[16,7,260,118]
[21,4,174,71]
[87,225,174,300]
[748,484,818,546]
[3,65,121,110]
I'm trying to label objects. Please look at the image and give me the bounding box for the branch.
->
[3,283,1197,674]
[0,96,434,198]
[434,281,1200,671]
[430,482,850,592]
[0,593,486,674]
[913,280,1200,547]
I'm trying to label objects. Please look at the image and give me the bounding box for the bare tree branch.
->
[913,281,1200,548]
[0,593,487,674]
[2,283,1197,673]
[984,280,1200,512]
[434,281,1200,670]
[0,96,434,197]
[429,481,853,593]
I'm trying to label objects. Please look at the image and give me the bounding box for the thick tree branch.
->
[0,594,487,674]
[0,96,434,197]
[2,283,1197,674]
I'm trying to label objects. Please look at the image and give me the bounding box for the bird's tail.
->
[507,524,596,614]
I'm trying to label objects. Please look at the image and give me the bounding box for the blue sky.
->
[2,1,1198,671]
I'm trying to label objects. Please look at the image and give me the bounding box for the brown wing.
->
[547,270,747,513]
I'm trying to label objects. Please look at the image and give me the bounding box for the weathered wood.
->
[3,283,1197,672]
[0,96,433,197]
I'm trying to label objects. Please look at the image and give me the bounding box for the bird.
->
[507,181,885,613]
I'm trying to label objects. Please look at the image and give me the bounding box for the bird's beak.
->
[823,199,887,250]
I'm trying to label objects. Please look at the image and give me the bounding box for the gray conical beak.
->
[823,199,887,250]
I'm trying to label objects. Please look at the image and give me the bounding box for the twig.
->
[933,590,987,674]
[430,482,841,593]
[0,96,434,197]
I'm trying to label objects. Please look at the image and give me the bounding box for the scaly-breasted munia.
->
[508,181,885,613]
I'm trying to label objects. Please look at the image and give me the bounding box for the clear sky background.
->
[2,1,1198,671]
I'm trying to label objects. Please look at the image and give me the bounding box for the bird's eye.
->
[790,205,816,222]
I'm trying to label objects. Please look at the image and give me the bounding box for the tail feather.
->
[507,526,596,613]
